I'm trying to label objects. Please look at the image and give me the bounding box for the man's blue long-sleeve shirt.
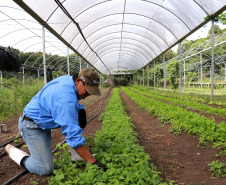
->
[24,75,86,149]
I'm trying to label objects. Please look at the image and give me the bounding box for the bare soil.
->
[119,88,226,185]
[1,87,226,185]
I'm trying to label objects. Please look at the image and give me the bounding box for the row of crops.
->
[130,85,226,116]
[48,88,174,185]
[47,86,226,184]
[1,79,225,182]
[121,86,226,178]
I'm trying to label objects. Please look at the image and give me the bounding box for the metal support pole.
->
[154,61,156,91]
[22,66,25,87]
[147,65,149,89]
[42,25,47,85]
[200,53,203,93]
[163,54,166,93]
[184,60,185,89]
[99,75,101,88]
[211,19,214,98]
[179,42,182,95]
[67,47,70,75]
[143,68,144,86]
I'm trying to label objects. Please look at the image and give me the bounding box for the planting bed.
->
[0,88,110,185]
[1,87,226,184]
[119,88,226,185]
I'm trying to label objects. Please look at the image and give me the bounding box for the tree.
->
[166,59,179,89]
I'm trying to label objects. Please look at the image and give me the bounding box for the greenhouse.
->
[0,1,226,184]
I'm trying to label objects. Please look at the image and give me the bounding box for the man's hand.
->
[78,109,86,129]
[93,160,107,171]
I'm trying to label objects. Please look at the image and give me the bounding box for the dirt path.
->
[0,88,111,185]
[119,88,226,185]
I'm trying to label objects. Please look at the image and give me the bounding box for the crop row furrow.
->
[121,86,226,156]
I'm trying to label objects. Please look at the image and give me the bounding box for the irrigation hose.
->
[0,135,22,147]
[2,89,111,185]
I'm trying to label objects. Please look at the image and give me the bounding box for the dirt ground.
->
[0,87,226,185]
[119,88,226,185]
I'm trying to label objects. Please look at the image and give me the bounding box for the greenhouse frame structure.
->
[0,0,226,96]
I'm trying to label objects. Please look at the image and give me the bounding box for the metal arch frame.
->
[58,0,121,35]
[89,42,152,65]
[40,55,65,69]
[13,0,226,75]
[26,49,64,67]
[142,0,195,31]
[0,11,67,54]
[0,27,42,40]
[0,25,69,60]
[52,55,81,72]
[87,40,152,61]
[12,0,103,74]
[183,54,226,73]
[11,35,63,48]
[74,21,171,51]
[50,57,68,70]
[93,49,146,67]
[91,50,148,69]
[96,52,144,68]
[61,4,181,44]
[85,36,157,59]
[96,48,149,65]
[161,32,226,66]
[54,59,68,71]
[32,48,68,68]
[91,49,148,69]
[83,31,163,55]
[192,0,209,15]
[118,0,127,72]
[95,61,137,75]
[23,44,67,65]
[82,35,159,58]
[97,56,143,72]
[106,67,132,74]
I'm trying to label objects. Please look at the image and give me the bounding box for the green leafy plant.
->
[121,86,226,156]
[48,88,174,184]
[14,139,19,144]
[208,160,226,177]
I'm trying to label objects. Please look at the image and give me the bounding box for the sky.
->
[171,21,226,52]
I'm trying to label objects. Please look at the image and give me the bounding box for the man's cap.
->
[78,68,101,96]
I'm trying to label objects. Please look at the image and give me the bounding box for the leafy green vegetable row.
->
[129,85,226,117]
[121,87,226,156]
[132,85,226,107]
[49,88,172,185]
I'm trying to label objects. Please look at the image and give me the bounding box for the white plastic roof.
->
[13,0,226,75]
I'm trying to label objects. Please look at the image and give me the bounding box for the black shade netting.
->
[0,47,21,71]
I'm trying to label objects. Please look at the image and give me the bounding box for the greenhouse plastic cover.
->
[8,0,226,74]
